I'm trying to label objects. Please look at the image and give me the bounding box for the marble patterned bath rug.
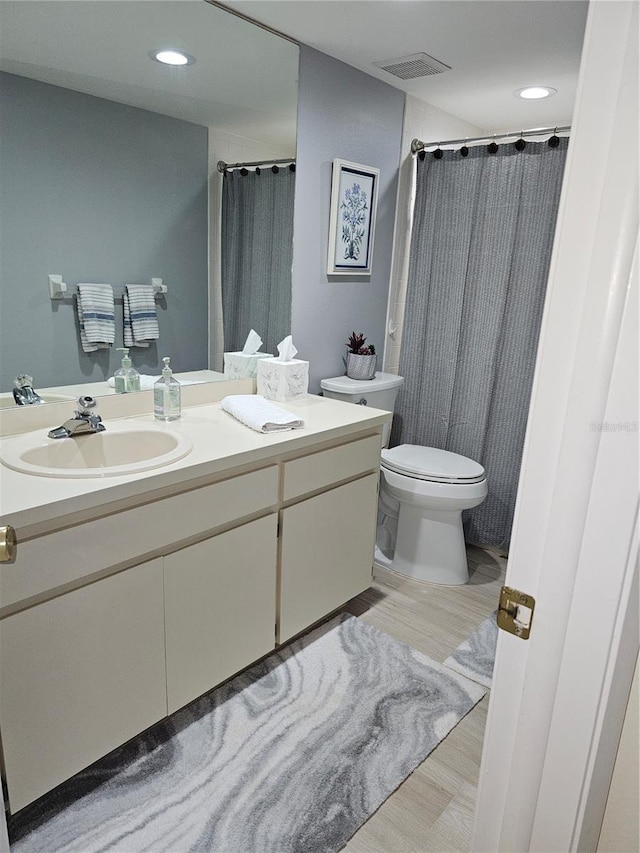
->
[10,613,485,853]
[442,611,499,689]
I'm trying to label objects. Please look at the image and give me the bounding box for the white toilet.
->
[320,372,488,585]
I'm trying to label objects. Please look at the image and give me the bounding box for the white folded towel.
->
[220,394,305,433]
[77,283,115,353]
[124,284,159,348]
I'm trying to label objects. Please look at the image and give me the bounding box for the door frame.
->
[472,2,639,850]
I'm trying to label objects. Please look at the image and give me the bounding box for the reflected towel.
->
[107,375,204,390]
[77,283,115,353]
[124,284,159,348]
[220,394,304,433]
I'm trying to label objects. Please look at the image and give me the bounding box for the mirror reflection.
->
[0,0,298,405]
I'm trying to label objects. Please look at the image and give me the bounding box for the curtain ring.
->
[487,136,498,154]
[418,150,426,161]
[289,163,296,173]
[460,138,469,157]
[548,127,560,148]
[239,167,249,176]
[271,164,280,173]
[515,131,526,151]
[255,166,261,176]
[433,144,443,160]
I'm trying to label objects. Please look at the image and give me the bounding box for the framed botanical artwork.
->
[327,159,379,276]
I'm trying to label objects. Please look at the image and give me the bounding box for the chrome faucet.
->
[48,396,105,439]
[13,374,44,406]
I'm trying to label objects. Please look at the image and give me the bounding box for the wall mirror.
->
[0,0,298,406]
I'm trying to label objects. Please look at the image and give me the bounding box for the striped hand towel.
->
[124,284,160,348]
[77,283,115,353]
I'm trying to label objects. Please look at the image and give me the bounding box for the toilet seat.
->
[381,444,485,484]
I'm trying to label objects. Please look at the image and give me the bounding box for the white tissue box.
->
[256,357,309,401]
[224,351,273,379]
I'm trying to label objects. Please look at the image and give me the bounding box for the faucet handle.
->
[76,395,97,415]
[14,374,34,388]
[75,396,103,429]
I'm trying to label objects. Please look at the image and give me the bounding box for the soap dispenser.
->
[154,357,181,421]
[114,348,140,394]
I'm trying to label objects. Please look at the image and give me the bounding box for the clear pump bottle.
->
[154,357,181,421]
[114,348,141,394]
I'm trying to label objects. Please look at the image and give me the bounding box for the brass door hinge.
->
[0,525,16,562]
[497,586,535,640]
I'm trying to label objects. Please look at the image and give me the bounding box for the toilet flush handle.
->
[356,398,368,406]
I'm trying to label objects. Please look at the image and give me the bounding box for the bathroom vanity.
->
[0,390,390,812]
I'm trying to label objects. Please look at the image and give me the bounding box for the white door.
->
[473,2,639,851]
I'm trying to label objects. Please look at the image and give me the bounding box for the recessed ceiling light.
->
[514,86,558,100]
[149,49,195,67]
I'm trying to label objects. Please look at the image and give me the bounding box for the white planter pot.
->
[346,353,376,380]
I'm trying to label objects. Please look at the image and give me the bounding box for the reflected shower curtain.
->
[221,167,294,356]
[392,139,568,550]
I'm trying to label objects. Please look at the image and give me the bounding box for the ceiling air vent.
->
[373,52,451,80]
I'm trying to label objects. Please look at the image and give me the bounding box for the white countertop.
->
[0,395,391,536]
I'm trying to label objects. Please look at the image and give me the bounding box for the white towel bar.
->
[48,275,167,300]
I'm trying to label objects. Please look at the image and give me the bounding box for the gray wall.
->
[0,73,208,390]
[291,46,405,392]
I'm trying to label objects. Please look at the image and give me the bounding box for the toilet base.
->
[392,502,469,585]
[373,544,393,570]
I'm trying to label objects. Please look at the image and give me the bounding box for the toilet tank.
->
[320,372,404,446]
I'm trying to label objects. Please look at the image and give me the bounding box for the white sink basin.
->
[0,392,76,409]
[0,422,193,478]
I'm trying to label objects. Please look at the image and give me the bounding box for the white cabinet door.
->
[0,559,166,812]
[279,473,378,643]
[164,514,278,714]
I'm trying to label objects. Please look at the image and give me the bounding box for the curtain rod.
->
[411,125,571,154]
[204,0,299,45]
[217,157,296,173]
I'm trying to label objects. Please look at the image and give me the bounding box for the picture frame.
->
[327,159,379,276]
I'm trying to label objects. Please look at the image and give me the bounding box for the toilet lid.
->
[381,444,486,484]
[320,372,404,393]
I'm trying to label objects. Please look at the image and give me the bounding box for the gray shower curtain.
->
[392,139,568,550]
[221,167,294,356]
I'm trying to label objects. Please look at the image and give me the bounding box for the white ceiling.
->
[0,1,589,145]
[0,1,299,148]
[223,0,589,133]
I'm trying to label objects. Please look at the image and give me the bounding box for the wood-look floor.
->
[343,545,507,853]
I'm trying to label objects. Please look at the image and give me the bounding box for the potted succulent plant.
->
[346,332,377,380]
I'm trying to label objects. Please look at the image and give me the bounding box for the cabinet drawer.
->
[2,466,278,610]
[282,435,381,501]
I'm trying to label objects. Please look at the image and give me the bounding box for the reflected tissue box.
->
[224,351,273,379]
[256,357,309,401]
